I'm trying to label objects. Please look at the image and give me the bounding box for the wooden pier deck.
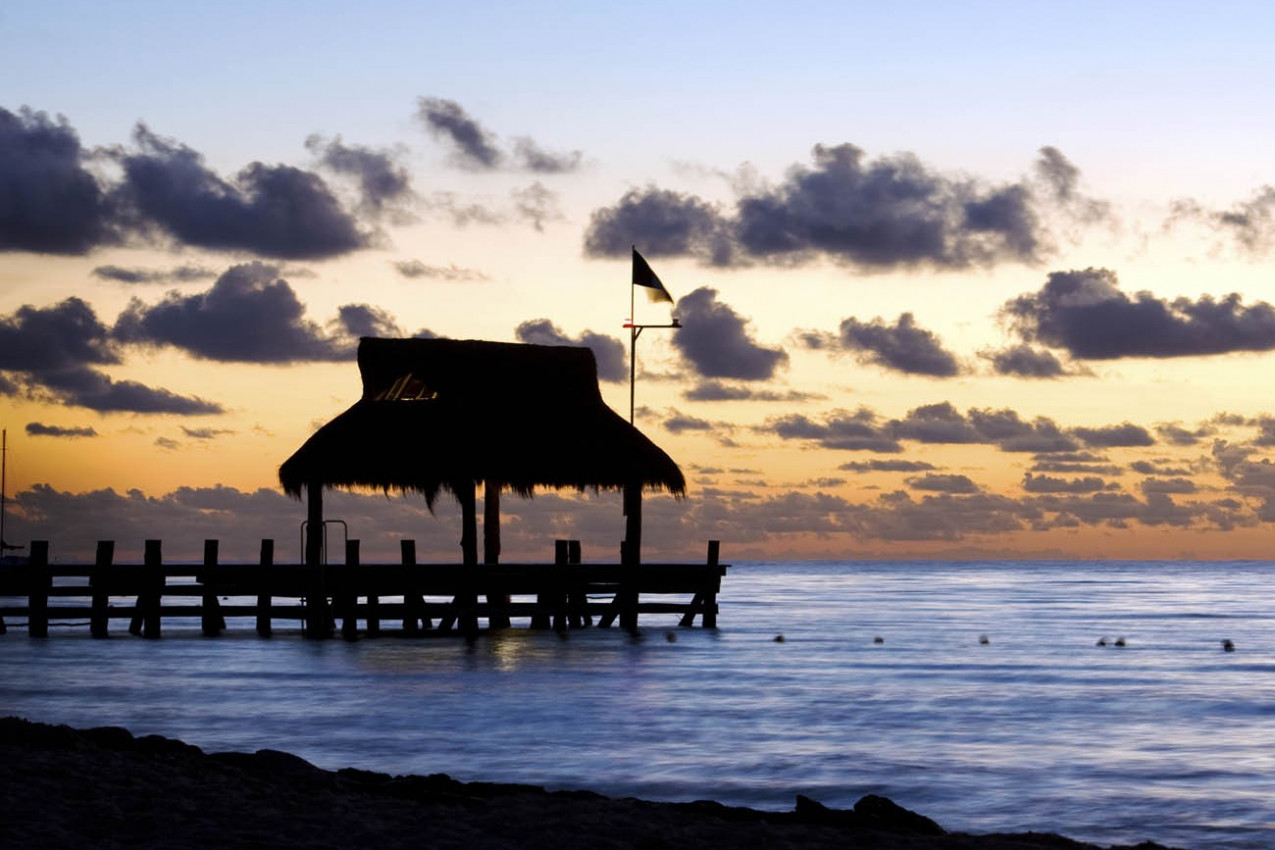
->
[0,539,726,639]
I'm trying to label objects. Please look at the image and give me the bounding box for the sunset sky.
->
[6,1,1275,563]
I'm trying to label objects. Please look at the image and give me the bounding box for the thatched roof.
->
[279,338,686,504]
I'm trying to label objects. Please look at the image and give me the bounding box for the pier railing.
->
[0,539,725,639]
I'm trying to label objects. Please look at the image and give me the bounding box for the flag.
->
[632,247,674,303]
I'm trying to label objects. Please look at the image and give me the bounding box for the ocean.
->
[2,560,1272,849]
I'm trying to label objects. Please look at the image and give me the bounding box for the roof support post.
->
[303,481,331,639]
[621,481,642,631]
[483,479,510,629]
[305,482,323,568]
[454,479,479,636]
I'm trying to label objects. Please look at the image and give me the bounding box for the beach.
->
[0,717,1181,850]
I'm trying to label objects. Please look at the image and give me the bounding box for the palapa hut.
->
[278,337,686,571]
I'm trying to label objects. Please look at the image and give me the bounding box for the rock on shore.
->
[0,717,1180,850]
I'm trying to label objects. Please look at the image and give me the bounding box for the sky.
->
[6,1,1275,563]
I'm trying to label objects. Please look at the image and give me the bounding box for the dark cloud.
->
[119,124,368,259]
[1004,267,1275,359]
[181,426,233,440]
[416,97,502,169]
[1140,477,1197,495]
[515,319,627,382]
[682,380,819,402]
[1033,146,1111,225]
[511,137,583,174]
[305,134,414,218]
[25,422,97,438]
[585,144,1095,271]
[391,260,491,282]
[664,413,714,434]
[1169,188,1275,255]
[673,287,787,380]
[1031,451,1124,476]
[889,402,983,443]
[1253,415,1275,447]
[906,473,981,494]
[835,313,961,377]
[583,187,733,265]
[91,264,216,284]
[966,408,1078,452]
[0,106,115,254]
[421,191,505,227]
[113,262,358,362]
[735,143,1043,268]
[1130,460,1196,476]
[1071,423,1155,448]
[1155,423,1213,446]
[0,297,221,414]
[511,182,564,232]
[1022,473,1117,493]
[766,408,903,453]
[335,304,403,339]
[838,459,937,473]
[982,344,1069,378]
[416,98,583,175]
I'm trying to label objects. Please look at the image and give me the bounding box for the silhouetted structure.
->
[278,338,687,633]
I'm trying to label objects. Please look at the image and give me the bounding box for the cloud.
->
[416,97,502,169]
[1139,477,1197,495]
[735,143,1043,268]
[1003,267,1275,359]
[981,344,1071,378]
[672,287,787,380]
[0,106,116,254]
[889,402,983,443]
[305,134,414,218]
[1070,423,1155,448]
[664,413,714,434]
[838,459,937,473]
[1031,451,1124,476]
[906,473,981,494]
[1168,188,1275,256]
[584,144,1099,271]
[1130,459,1196,477]
[0,297,222,414]
[835,313,961,377]
[416,97,583,174]
[391,260,491,282]
[583,187,734,265]
[514,319,627,382]
[118,123,368,259]
[682,380,819,402]
[511,137,583,174]
[511,181,564,231]
[335,303,404,339]
[91,264,216,284]
[25,422,97,438]
[180,426,233,440]
[765,408,903,452]
[421,191,506,227]
[113,262,363,362]
[1022,473,1118,493]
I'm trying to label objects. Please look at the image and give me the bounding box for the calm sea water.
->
[2,560,1273,850]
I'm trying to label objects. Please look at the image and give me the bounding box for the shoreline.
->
[0,716,1182,850]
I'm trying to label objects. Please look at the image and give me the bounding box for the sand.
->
[0,717,1181,850]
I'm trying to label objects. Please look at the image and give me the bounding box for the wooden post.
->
[28,541,50,638]
[567,540,589,628]
[703,540,720,628]
[620,483,642,631]
[201,539,225,637]
[361,539,380,637]
[401,539,428,633]
[340,539,360,640]
[483,479,510,630]
[141,539,163,639]
[303,480,330,639]
[455,479,479,636]
[552,539,568,632]
[90,540,113,638]
[256,539,274,637]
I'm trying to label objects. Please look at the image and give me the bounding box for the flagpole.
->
[626,247,680,425]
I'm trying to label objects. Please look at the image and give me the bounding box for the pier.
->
[0,538,725,639]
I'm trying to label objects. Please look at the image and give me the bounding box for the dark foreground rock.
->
[0,717,1182,850]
